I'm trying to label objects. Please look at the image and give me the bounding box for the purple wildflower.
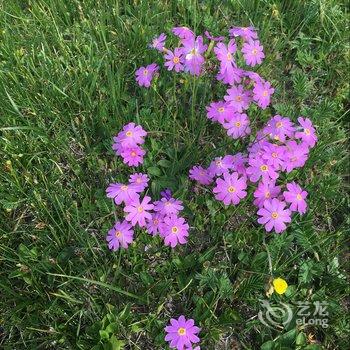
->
[282,140,309,172]
[257,198,292,234]
[295,117,317,148]
[182,34,207,76]
[135,63,159,88]
[246,157,279,183]
[229,26,258,41]
[161,215,189,248]
[217,67,244,85]
[160,188,172,200]
[106,183,140,205]
[208,156,234,177]
[164,48,185,72]
[149,33,166,51]
[231,153,248,176]
[120,146,146,167]
[172,26,194,39]
[213,172,247,206]
[253,181,281,208]
[154,197,184,216]
[124,196,154,227]
[189,165,213,185]
[241,40,265,66]
[263,115,296,142]
[164,315,200,350]
[129,173,149,191]
[206,101,234,124]
[146,212,164,236]
[224,85,251,112]
[223,113,251,139]
[283,182,308,214]
[114,122,147,148]
[253,80,275,109]
[106,220,134,250]
[261,143,286,170]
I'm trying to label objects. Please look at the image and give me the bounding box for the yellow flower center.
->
[265,191,270,198]
[304,128,311,135]
[271,211,279,219]
[171,226,179,234]
[136,178,142,183]
[228,186,236,193]
[235,121,241,127]
[121,185,128,191]
[126,131,133,137]
[137,206,143,213]
[153,219,159,225]
[242,27,248,31]
[200,171,205,176]
[273,277,288,295]
[252,48,258,55]
[218,107,225,113]
[190,48,198,56]
[216,160,222,166]
[131,151,137,157]
[272,152,277,158]
[227,53,232,60]
[274,135,280,141]
[236,95,242,102]
[260,165,268,171]
[143,69,148,75]
[276,121,283,128]
[262,90,268,96]
[296,193,302,200]
[178,327,186,336]
[173,56,180,64]
[164,201,171,206]
[115,231,122,238]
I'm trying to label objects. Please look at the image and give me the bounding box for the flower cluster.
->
[107,124,190,250]
[189,115,317,233]
[112,122,147,166]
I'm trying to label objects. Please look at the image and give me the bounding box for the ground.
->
[0,1,349,349]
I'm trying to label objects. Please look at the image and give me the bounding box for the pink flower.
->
[213,172,247,206]
[214,39,237,70]
[106,183,140,205]
[206,101,234,124]
[241,40,265,66]
[161,215,189,248]
[246,157,279,183]
[223,113,251,139]
[283,182,308,214]
[172,26,194,39]
[263,115,295,142]
[261,143,286,170]
[253,181,281,208]
[164,48,185,72]
[224,85,251,112]
[182,34,207,76]
[149,33,166,51]
[231,153,248,176]
[106,220,134,250]
[146,212,164,236]
[135,63,159,88]
[164,315,200,350]
[282,140,309,173]
[207,156,234,177]
[229,26,258,41]
[253,80,275,109]
[257,198,292,233]
[244,70,264,84]
[204,30,224,42]
[154,197,184,216]
[115,122,147,148]
[124,196,154,227]
[217,67,244,85]
[120,146,146,167]
[189,166,213,185]
[129,173,149,191]
[295,117,317,148]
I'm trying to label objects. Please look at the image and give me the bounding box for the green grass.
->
[0,0,349,349]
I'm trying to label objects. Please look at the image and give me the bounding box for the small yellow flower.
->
[273,277,288,295]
